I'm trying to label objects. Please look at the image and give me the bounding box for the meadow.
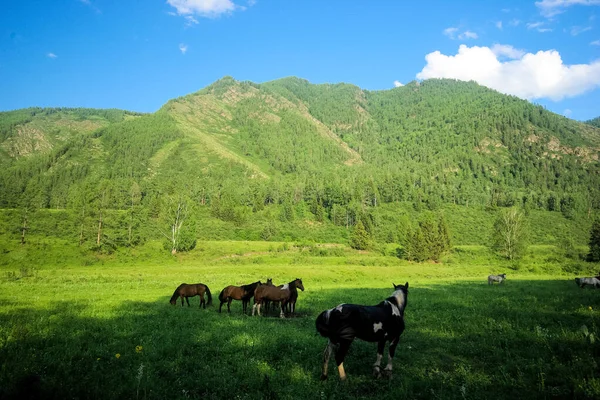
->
[1,239,600,399]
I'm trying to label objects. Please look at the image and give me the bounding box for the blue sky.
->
[1,0,600,120]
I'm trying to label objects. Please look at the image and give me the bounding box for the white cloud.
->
[502,8,511,12]
[563,108,573,117]
[571,25,592,35]
[459,31,478,39]
[443,27,459,39]
[509,18,521,26]
[444,27,478,40]
[535,0,600,18]
[527,22,544,29]
[415,44,600,101]
[591,39,600,45]
[491,44,525,59]
[393,80,404,87]
[167,0,237,18]
[179,43,188,54]
[47,52,57,59]
[527,21,553,32]
[78,0,101,13]
[184,15,199,25]
[496,21,503,29]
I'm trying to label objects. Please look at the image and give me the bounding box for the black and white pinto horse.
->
[315,282,408,380]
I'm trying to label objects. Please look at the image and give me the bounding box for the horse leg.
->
[373,340,386,378]
[219,300,224,313]
[227,299,232,313]
[335,339,352,380]
[279,301,286,319]
[200,294,205,309]
[185,297,191,307]
[252,300,257,316]
[383,337,400,377]
[320,340,335,380]
[242,300,247,315]
[180,296,184,307]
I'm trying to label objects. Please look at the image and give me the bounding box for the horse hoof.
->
[320,374,328,381]
[373,367,382,379]
[383,369,393,378]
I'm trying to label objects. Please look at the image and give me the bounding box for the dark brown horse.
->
[170,283,212,308]
[218,281,262,314]
[252,278,304,318]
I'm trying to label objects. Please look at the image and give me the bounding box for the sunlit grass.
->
[1,239,599,398]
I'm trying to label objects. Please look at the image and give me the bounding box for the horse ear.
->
[405,282,409,288]
[393,283,397,289]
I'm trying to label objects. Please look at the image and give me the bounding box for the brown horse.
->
[218,281,262,314]
[261,278,279,314]
[170,283,212,308]
[252,278,304,318]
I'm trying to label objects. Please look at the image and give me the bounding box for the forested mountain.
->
[1,77,599,249]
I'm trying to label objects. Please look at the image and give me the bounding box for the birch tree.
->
[492,208,528,260]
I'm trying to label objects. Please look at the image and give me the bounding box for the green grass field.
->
[1,240,600,399]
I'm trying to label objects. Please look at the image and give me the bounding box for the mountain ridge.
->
[0,76,599,248]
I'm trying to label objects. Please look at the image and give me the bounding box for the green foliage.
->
[586,116,600,128]
[402,214,451,262]
[587,219,600,262]
[492,208,528,260]
[1,77,600,253]
[349,220,371,250]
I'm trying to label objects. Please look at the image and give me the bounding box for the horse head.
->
[266,278,273,286]
[294,278,305,291]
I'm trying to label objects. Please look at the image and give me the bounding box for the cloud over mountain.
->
[416,44,600,101]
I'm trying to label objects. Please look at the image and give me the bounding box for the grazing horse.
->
[253,278,304,318]
[575,277,600,288]
[488,274,507,285]
[218,281,262,314]
[170,283,212,308]
[315,283,409,380]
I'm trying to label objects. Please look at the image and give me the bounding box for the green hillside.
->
[0,77,599,252]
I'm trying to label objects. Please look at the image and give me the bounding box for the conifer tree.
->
[350,220,371,250]
[587,219,600,262]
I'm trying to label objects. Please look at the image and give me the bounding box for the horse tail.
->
[315,310,332,338]
[218,288,227,303]
[205,285,213,306]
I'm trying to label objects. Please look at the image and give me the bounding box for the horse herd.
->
[169,278,408,380]
[168,272,596,380]
[169,278,305,318]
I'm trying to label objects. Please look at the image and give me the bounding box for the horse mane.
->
[242,281,261,292]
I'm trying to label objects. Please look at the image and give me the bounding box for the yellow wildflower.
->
[589,306,593,311]
[136,346,143,353]
[97,358,100,361]
[115,353,121,359]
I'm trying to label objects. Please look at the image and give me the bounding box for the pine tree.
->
[350,220,371,250]
[587,219,600,262]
